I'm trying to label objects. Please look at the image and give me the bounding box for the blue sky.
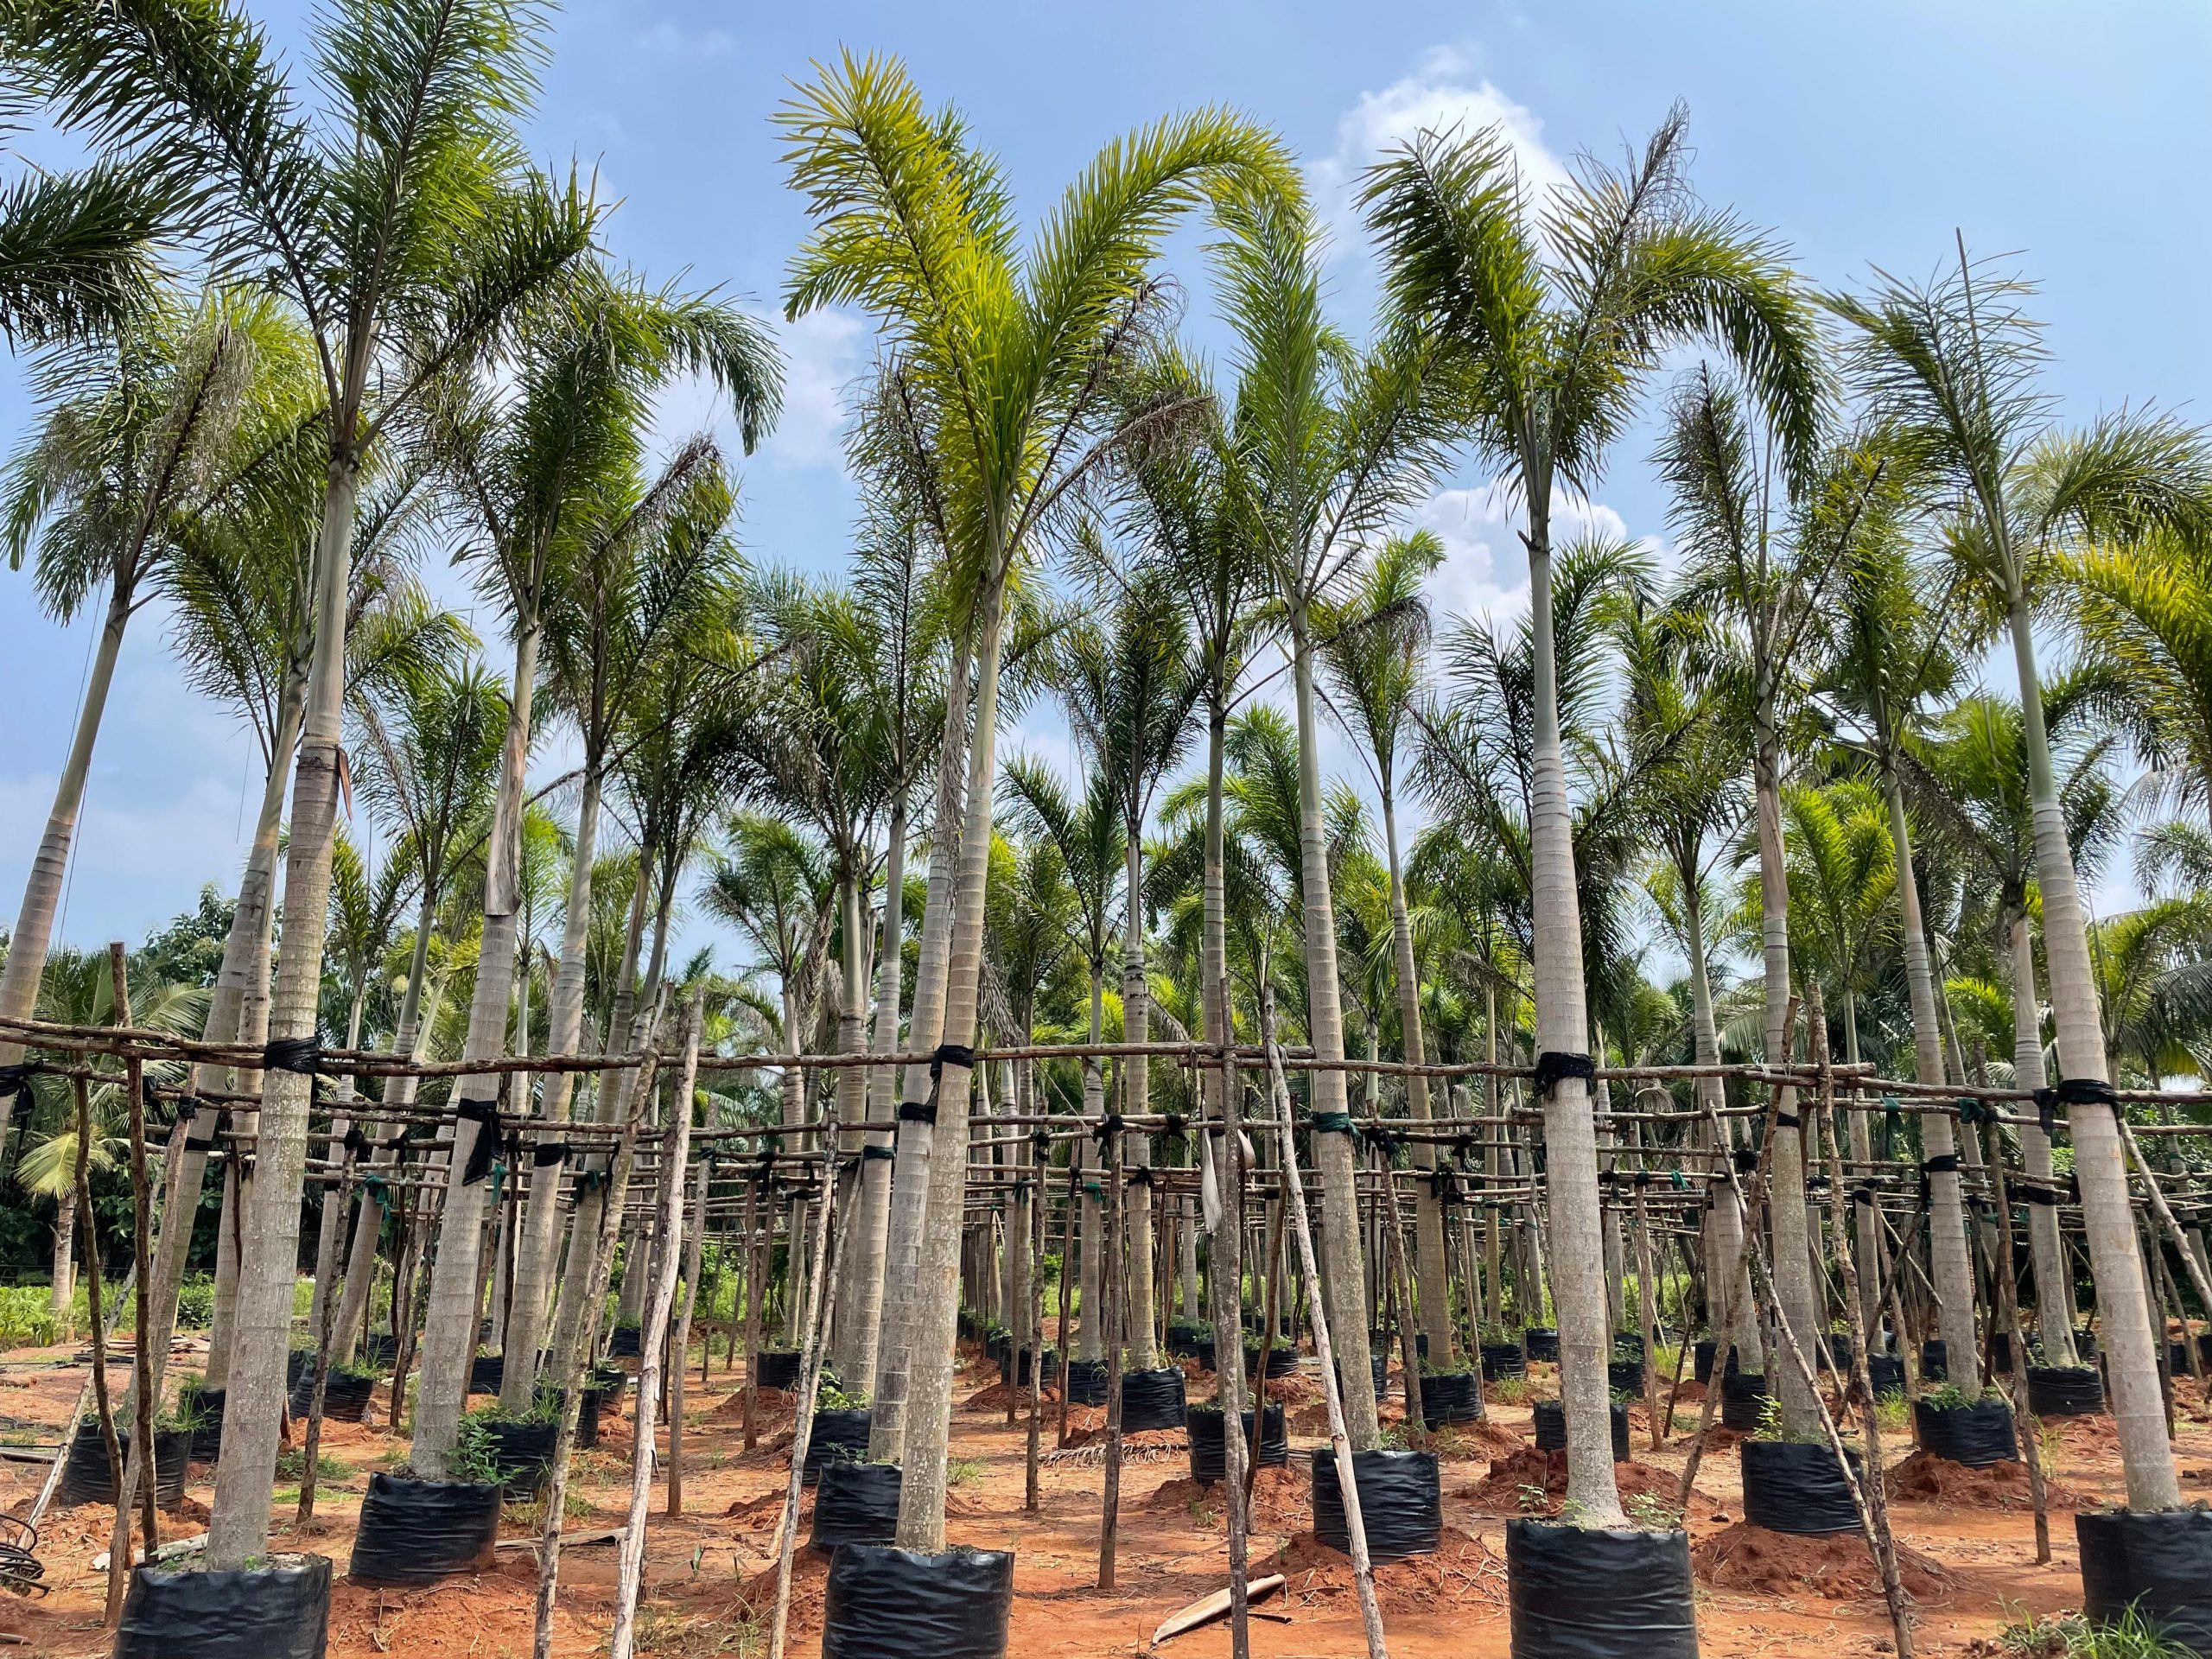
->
[3,0,2207,965]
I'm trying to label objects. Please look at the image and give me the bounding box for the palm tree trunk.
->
[501,764,602,1407]
[1519,531,1618,1520]
[1077,978,1106,1365]
[775,980,809,1349]
[49,1182,79,1332]
[208,459,360,1568]
[892,572,1007,1548]
[303,991,368,1360]
[2006,594,2175,1509]
[0,586,132,1152]
[1122,834,1160,1371]
[828,866,871,1375]
[412,611,541,1476]
[868,644,970,1460]
[1382,793,1453,1370]
[2008,912,2076,1364]
[1682,874,1760,1369]
[1753,693,1821,1440]
[844,789,906,1399]
[1288,619,1380,1452]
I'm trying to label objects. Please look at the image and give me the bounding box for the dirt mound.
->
[1884,1450,2081,1511]
[963,1379,1057,1412]
[1458,1446,1681,1516]
[1269,1525,1505,1617]
[736,1545,832,1636]
[1430,1415,1525,1461]
[724,1490,800,1526]
[2047,1414,2120,1456]
[1141,1464,1312,1533]
[1145,1475,1218,1516]
[708,1387,794,1424]
[1672,1379,1707,1405]
[1693,1521,1953,1600]
[1062,1422,1186,1452]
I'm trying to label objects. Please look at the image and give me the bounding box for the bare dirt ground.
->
[5,1337,2210,1658]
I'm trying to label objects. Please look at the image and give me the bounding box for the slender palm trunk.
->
[1288,619,1380,1450]
[1382,793,1452,1370]
[828,867,870,1373]
[867,644,969,1459]
[48,1185,79,1330]
[2007,912,2077,1363]
[2005,594,2175,1508]
[1682,874,1759,1367]
[413,613,541,1475]
[1122,835,1159,1371]
[0,587,132,1152]
[1077,970,1106,1365]
[500,766,602,1408]
[1517,525,1620,1519]
[843,791,906,1396]
[208,456,361,1567]
[303,991,369,1354]
[1753,690,1821,1438]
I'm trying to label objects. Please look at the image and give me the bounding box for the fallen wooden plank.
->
[94,1531,207,1573]
[1151,1572,1286,1645]
[494,1528,622,1552]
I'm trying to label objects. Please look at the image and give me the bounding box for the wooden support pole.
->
[767,1114,849,1659]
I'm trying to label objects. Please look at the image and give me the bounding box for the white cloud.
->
[654,306,870,476]
[1309,47,1570,257]
[1406,480,1643,631]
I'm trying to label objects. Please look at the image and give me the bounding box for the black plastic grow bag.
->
[1118,1366,1187,1432]
[1420,1370,1484,1427]
[347,1473,501,1585]
[286,1349,314,1386]
[810,1460,901,1554]
[999,1348,1060,1389]
[481,1418,557,1496]
[1914,1396,2017,1466]
[1064,1357,1109,1405]
[1523,1327,1559,1362]
[289,1367,378,1423]
[822,1543,1014,1659]
[984,1330,1012,1362]
[116,1552,332,1659]
[186,1389,225,1461]
[1313,1448,1441,1563]
[1185,1404,1289,1482]
[1819,1332,1855,1371]
[607,1324,642,1358]
[360,1332,398,1368]
[2075,1506,2212,1656]
[1166,1320,1211,1358]
[1606,1358,1646,1394]
[1920,1338,1949,1382]
[1989,1332,2013,1373]
[1741,1438,1863,1535]
[467,1353,504,1395]
[1866,1355,1906,1396]
[2026,1365,2105,1417]
[54,1423,188,1509]
[753,1349,802,1390]
[804,1407,873,1487]
[1693,1340,1738,1384]
[1531,1400,1630,1462]
[542,1382,610,1449]
[1611,1332,1645,1364]
[1505,1517,1697,1659]
[1243,1344,1298,1379]
[1720,1371,1769,1431]
[1332,1352,1388,1401]
[1481,1342,1527,1381]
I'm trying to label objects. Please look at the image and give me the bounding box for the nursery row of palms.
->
[1,0,2209,1568]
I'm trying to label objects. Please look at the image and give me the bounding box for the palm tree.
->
[1321,529,1457,1368]
[12,0,614,1558]
[778,50,1292,1542]
[0,287,310,1155]
[0,157,169,346]
[1362,109,1823,1515]
[1831,247,2212,1510]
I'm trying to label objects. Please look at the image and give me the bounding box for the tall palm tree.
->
[1832,249,2212,1510]
[0,287,310,1154]
[0,157,170,346]
[778,50,1292,1542]
[1362,110,1823,1516]
[12,0,612,1558]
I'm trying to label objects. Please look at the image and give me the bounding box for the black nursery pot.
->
[2075,1506,2212,1657]
[54,1423,188,1510]
[1865,1354,1907,1397]
[1332,1352,1389,1401]
[1118,1366,1187,1433]
[1606,1358,1646,1395]
[999,1348,1061,1389]
[1313,1448,1441,1563]
[186,1388,226,1461]
[2025,1365,2105,1418]
[1819,1332,1855,1372]
[1505,1518,1697,1659]
[607,1324,643,1359]
[348,1473,501,1586]
[1530,1400,1630,1462]
[810,1460,902,1554]
[1064,1357,1110,1406]
[289,1367,378,1423]
[1481,1342,1527,1382]
[804,1407,874,1487]
[1741,1438,1863,1535]
[1419,1370,1484,1428]
[1370,1327,1429,1360]
[359,1332,399,1368]
[1920,1338,1949,1382]
[1693,1339,1739,1385]
[1185,1404,1289,1483]
[115,1552,333,1659]
[1611,1332,1646,1364]
[1242,1344,1299,1380]
[467,1353,504,1395]
[1166,1320,1211,1358]
[823,1546,1015,1659]
[754,1349,804,1391]
[1522,1327,1560,1363]
[1913,1396,2018,1467]
[1720,1371,1769,1431]
[481,1417,557,1496]
[1989,1332,2013,1373]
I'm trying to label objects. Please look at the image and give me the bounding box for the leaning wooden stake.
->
[1261,985,1389,1659]
[1630,1176,1664,1450]
[2117,1114,2212,1358]
[1207,1044,1254,1659]
[111,944,158,1572]
[1097,1117,1128,1590]
[767,1117,850,1659]
[1055,1160,1079,1450]
[667,1150,710,1517]
[77,1072,129,1628]
[1980,1117,2051,1563]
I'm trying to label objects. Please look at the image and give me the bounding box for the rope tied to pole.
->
[263,1035,330,1098]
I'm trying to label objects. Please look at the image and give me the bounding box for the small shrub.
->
[276,1447,349,1483]
[1491,1377,1529,1406]
[175,1275,216,1330]
[1625,1490,1682,1529]
[1874,1390,1908,1432]
[946,1457,985,1488]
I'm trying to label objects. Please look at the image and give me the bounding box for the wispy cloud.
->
[1408,481,1648,632]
